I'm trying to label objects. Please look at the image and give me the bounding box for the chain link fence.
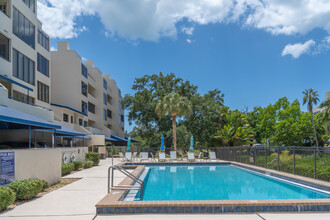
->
[215,146,330,182]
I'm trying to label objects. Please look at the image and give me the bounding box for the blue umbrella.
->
[127,137,131,151]
[189,136,194,151]
[160,135,165,151]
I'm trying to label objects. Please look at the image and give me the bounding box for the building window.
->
[81,64,88,78]
[118,114,121,125]
[0,2,8,16]
[0,33,9,61]
[121,115,124,122]
[118,101,121,112]
[79,118,83,126]
[103,109,107,120]
[37,28,49,51]
[13,7,35,49]
[12,49,35,85]
[103,93,107,105]
[13,90,35,104]
[84,121,87,127]
[81,101,87,115]
[71,116,73,124]
[37,81,49,103]
[88,102,95,114]
[22,0,35,13]
[81,81,87,97]
[37,53,49,77]
[118,89,121,98]
[63,113,69,122]
[103,78,107,89]
[107,109,112,119]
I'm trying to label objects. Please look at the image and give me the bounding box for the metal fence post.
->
[234,147,236,162]
[254,147,257,166]
[277,146,280,171]
[265,147,267,169]
[240,147,242,163]
[293,147,295,175]
[314,147,316,179]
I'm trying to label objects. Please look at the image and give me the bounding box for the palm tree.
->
[303,88,320,147]
[155,93,192,151]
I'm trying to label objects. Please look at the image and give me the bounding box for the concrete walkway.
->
[0,158,329,220]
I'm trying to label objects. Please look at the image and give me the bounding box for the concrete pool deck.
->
[0,158,329,220]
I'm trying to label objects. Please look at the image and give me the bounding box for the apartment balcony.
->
[88,111,96,122]
[88,74,97,90]
[86,126,104,135]
[88,93,96,105]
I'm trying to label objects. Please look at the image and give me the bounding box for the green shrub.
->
[0,187,16,211]
[82,161,94,168]
[40,180,49,190]
[61,163,75,176]
[85,152,100,166]
[72,161,83,170]
[8,179,43,200]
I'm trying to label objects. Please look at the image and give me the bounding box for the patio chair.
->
[170,151,178,162]
[119,152,124,161]
[139,152,149,162]
[132,152,138,161]
[158,152,166,162]
[209,152,217,161]
[124,152,132,162]
[188,152,195,162]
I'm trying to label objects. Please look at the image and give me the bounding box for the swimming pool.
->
[139,164,330,201]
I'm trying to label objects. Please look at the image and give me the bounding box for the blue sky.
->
[38,1,330,132]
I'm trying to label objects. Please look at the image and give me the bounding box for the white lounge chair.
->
[188,152,195,162]
[132,152,138,161]
[209,152,217,160]
[124,152,132,162]
[170,151,177,161]
[119,152,124,161]
[158,152,166,162]
[139,152,149,162]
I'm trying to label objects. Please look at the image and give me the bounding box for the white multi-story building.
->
[0,0,52,117]
[50,41,126,153]
[313,91,330,114]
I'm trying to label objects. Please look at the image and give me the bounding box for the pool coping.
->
[96,161,330,214]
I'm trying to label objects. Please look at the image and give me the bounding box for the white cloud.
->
[50,46,57,51]
[37,0,330,41]
[186,39,192,43]
[37,0,94,39]
[281,40,315,58]
[181,27,194,35]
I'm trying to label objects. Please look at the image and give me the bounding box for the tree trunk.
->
[310,111,319,147]
[172,114,177,151]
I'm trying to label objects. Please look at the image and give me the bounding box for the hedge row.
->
[0,179,49,212]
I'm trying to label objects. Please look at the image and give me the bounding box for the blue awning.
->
[105,137,116,142]
[125,137,139,142]
[0,105,60,130]
[0,74,33,91]
[110,135,127,142]
[55,125,85,136]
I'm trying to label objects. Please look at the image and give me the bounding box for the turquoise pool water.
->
[139,164,330,201]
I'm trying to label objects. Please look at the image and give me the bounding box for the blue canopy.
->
[125,137,139,142]
[105,137,117,142]
[0,105,60,130]
[54,126,85,136]
[111,135,127,142]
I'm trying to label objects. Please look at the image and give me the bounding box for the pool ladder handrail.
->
[108,165,144,199]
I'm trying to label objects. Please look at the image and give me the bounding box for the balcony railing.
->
[8,96,52,111]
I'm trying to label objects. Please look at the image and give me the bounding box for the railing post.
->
[240,147,242,163]
[234,147,236,162]
[314,147,316,179]
[254,147,256,166]
[265,147,267,169]
[277,146,280,171]
[293,147,296,175]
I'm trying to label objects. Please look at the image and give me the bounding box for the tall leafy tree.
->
[303,88,320,147]
[155,93,192,151]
